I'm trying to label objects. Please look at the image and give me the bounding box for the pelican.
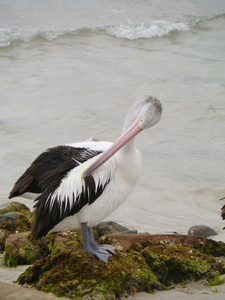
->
[9,95,162,263]
[221,197,225,229]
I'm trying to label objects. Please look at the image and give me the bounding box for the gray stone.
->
[0,212,19,231]
[95,221,138,236]
[188,225,217,237]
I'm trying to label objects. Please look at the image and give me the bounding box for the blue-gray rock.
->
[0,212,19,231]
[94,221,138,236]
[188,225,217,237]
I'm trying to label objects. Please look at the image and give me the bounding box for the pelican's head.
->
[137,96,162,129]
[83,95,162,178]
[124,95,162,132]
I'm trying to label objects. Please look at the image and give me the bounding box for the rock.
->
[17,233,225,299]
[188,225,217,237]
[0,211,31,233]
[192,238,225,257]
[94,221,138,236]
[0,229,11,251]
[0,202,30,216]
[17,247,162,299]
[207,274,225,287]
[141,244,221,286]
[103,233,207,251]
[0,212,20,231]
[48,230,83,254]
[3,232,47,267]
[0,202,33,233]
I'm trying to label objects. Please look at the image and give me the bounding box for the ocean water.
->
[0,0,225,240]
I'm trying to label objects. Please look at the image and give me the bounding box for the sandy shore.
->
[128,283,225,300]
[0,261,225,300]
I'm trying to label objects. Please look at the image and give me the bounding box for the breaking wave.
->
[106,20,190,40]
[0,15,220,47]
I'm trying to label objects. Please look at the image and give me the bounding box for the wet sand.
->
[128,283,225,300]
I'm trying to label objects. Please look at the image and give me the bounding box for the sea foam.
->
[0,18,199,47]
[107,20,190,40]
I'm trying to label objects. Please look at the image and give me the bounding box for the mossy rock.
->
[192,239,225,257]
[17,233,225,299]
[207,274,225,286]
[0,202,30,216]
[17,248,162,299]
[3,232,48,267]
[141,244,223,285]
[0,229,11,251]
[47,230,83,251]
[0,202,33,233]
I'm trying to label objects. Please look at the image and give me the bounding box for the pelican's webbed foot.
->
[81,222,116,263]
[88,227,116,254]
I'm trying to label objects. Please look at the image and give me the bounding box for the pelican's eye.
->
[139,117,144,124]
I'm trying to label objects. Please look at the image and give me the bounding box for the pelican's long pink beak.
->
[82,119,142,178]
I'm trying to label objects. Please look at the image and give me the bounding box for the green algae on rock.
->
[192,239,225,257]
[207,274,225,287]
[17,248,162,299]
[3,232,48,267]
[0,202,32,233]
[0,202,31,216]
[0,229,11,251]
[141,244,223,285]
[17,234,225,299]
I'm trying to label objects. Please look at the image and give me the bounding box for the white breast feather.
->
[47,152,115,217]
[48,142,142,230]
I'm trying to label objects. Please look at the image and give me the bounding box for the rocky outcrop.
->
[1,201,225,299]
[17,233,225,299]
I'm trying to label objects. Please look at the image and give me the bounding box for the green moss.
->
[207,274,225,287]
[141,244,220,285]
[18,248,162,299]
[16,213,31,232]
[3,232,48,267]
[0,202,30,216]
[45,230,82,257]
[3,243,20,267]
[24,244,36,262]
[16,233,225,299]
[192,239,225,257]
[0,221,15,232]
[0,202,32,233]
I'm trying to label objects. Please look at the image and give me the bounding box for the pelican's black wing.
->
[9,145,111,239]
[9,145,102,198]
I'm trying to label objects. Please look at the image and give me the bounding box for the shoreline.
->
[0,261,224,300]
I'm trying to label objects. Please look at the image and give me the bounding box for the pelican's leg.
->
[88,227,116,254]
[81,222,111,263]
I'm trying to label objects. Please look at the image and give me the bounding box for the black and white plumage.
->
[221,197,225,229]
[9,95,162,263]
